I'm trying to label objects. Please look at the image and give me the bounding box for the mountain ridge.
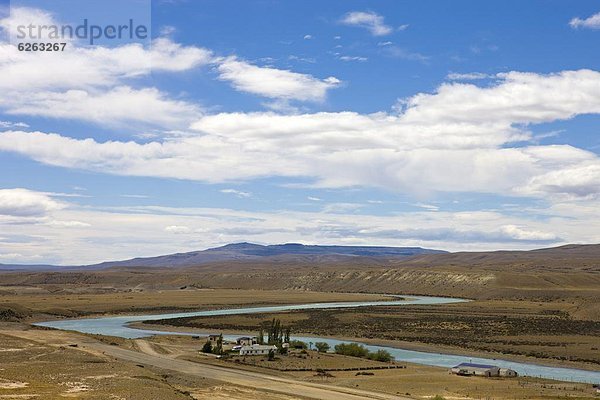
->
[1,242,599,272]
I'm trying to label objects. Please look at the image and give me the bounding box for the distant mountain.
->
[2,243,599,272]
[87,242,447,269]
[0,263,66,272]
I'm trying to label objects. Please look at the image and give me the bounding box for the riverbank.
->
[143,298,600,372]
[129,320,600,373]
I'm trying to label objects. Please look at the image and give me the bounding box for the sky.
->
[1,0,600,265]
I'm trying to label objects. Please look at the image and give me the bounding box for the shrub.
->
[367,349,394,362]
[334,343,369,358]
[289,340,308,349]
[315,342,330,353]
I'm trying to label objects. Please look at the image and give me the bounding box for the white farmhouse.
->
[239,344,278,356]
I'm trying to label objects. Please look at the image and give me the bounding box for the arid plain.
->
[1,244,599,399]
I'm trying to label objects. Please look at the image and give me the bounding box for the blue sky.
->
[1,0,600,264]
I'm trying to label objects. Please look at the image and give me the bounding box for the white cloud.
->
[1,70,600,202]
[220,189,252,198]
[1,201,589,265]
[569,12,600,29]
[0,120,29,128]
[499,225,558,241]
[400,70,600,125]
[0,39,211,92]
[217,57,341,102]
[3,86,201,128]
[164,225,192,234]
[0,7,211,128]
[0,188,63,217]
[46,220,91,228]
[303,34,313,40]
[340,11,393,36]
[519,161,600,199]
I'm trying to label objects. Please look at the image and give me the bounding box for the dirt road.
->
[3,330,409,400]
[89,341,409,400]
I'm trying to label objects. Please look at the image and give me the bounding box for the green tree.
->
[201,341,213,353]
[367,349,394,362]
[315,342,330,353]
[334,343,369,358]
[288,339,307,349]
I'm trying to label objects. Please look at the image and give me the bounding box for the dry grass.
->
[148,335,599,400]
[0,288,388,319]
[0,331,211,399]
[293,365,598,399]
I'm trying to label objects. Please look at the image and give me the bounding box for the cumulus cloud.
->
[569,12,600,29]
[400,70,600,125]
[0,188,63,217]
[519,161,600,199]
[340,11,393,36]
[4,86,201,128]
[2,70,600,201]
[0,6,345,125]
[217,57,341,102]
[0,7,210,128]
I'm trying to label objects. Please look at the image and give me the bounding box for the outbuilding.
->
[451,363,500,377]
[499,368,518,377]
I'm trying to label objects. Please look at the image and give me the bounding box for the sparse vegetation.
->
[334,343,394,362]
[367,349,393,362]
[315,342,330,353]
[288,339,307,349]
[334,343,369,358]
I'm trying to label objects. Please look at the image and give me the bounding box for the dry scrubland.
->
[0,287,388,319]
[147,334,599,399]
[152,299,600,370]
[0,329,220,399]
[0,327,597,399]
[0,245,599,399]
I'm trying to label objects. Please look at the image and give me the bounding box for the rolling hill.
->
[0,242,447,271]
